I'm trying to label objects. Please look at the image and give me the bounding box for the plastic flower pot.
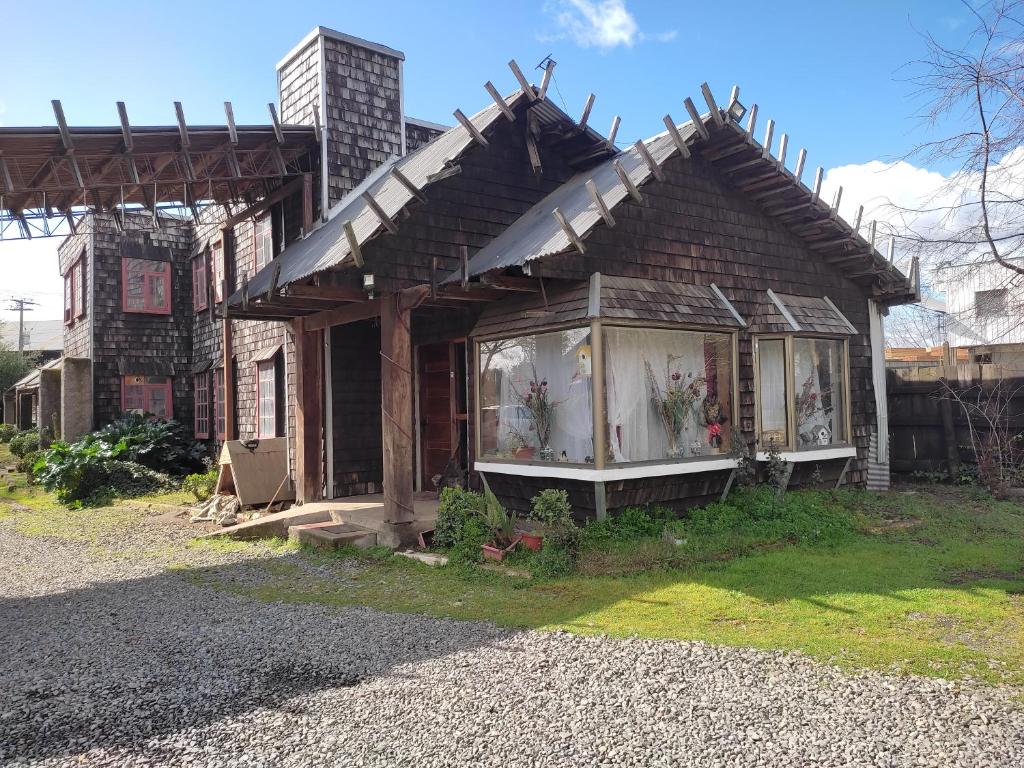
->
[520,531,543,551]
[481,537,521,562]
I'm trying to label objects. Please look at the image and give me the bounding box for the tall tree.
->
[0,322,33,395]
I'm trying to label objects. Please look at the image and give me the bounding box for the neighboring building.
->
[935,257,1024,377]
[0,319,63,362]
[2,358,61,432]
[1,26,918,535]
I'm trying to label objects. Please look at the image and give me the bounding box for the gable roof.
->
[229,88,611,310]
[448,100,919,305]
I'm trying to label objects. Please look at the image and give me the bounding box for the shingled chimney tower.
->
[276,27,406,215]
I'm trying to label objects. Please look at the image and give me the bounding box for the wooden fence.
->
[887,365,1024,475]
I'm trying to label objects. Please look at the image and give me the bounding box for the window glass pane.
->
[148,387,168,419]
[126,273,145,309]
[73,261,84,317]
[215,369,226,437]
[258,361,276,438]
[478,328,594,462]
[255,215,274,271]
[124,383,145,411]
[793,338,846,448]
[605,328,733,462]
[758,339,788,447]
[147,274,166,309]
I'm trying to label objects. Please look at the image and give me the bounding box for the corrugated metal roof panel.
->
[448,125,695,282]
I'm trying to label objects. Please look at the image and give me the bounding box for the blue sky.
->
[0,0,976,320]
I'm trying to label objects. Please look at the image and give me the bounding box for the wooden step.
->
[287,521,377,550]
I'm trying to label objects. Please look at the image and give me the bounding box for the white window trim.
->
[475,458,738,482]
[755,446,856,463]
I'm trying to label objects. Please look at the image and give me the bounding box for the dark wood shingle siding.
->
[527,152,875,484]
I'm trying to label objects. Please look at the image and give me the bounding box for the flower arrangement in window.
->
[795,373,834,446]
[509,375,560,461]
[644,358,706,459]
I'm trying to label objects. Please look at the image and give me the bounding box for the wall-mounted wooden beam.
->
[453,109,488,147]
[390,167,426,202]
[425,164,461,184]
[634,140,663,181]
[684,97,709,140]
[508,59,535,100]
[484,81,515,121]
[579,93,595,129]
[701,82,724,127]
[553,207,585,254]
[344,220,364,267]
[613,159,642,203]
[362,192,399,235]
[586,179,615,227]
[607,115,620,148]
[663,115,691,159]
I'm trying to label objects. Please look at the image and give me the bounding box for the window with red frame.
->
[254,214,274,272]
[192,254,208,312]
[63,272,73,324]
[64,254,85,323]
[211,241,225,303]
[214,368,226,439]
[194,372,210,438]
[122,257,171,314]
[72,257,85,319]
[122,375,173,419]
[257,360,276,438]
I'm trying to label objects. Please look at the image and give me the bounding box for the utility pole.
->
[7,298,38,353]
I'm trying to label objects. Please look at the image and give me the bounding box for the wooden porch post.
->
[380,292,415,526]
[293,316,324,503]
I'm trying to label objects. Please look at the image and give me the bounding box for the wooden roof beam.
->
[267,103,285,144]
[701,83,724,127]
[553,207,586,254]
[484,81,515,121]
[663,115,691,159]
[508,60,536,100]
[634,140,663,181]
[538,59,555,100]
[586,178,616,227]
[684,97,709,140]
[579,93,595,130]
[453,109,488,147]
[607,115,621,148]
[613,159,642,203]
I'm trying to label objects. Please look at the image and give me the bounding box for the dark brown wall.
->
[529,152,876,484]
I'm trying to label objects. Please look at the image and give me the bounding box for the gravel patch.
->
[1,512,1023,767]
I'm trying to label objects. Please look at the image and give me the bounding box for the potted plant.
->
[519,488,573,550]
[644,358,706,459]
[480,488,520,561]
[511,372,560,461]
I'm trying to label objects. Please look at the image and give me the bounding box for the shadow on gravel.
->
[0,555,512,763]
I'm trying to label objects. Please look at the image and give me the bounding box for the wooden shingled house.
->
[0,27,918,542]
[223,32,919,534]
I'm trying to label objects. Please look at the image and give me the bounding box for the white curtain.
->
[489,329,593,462]
[605,328,714,462]
[758,339,787,439]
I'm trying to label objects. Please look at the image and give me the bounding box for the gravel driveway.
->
[2,511,1023,768]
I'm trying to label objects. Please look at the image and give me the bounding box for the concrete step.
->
[287,521,377,550]
[202,507,331,540]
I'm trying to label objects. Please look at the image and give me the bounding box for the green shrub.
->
[447,517,489,566]
[664,487,857,561]
[15,449,41,478]
[582,505,674,545]
[9,430,40,458]
[0,424,16,443]
[530,488,572,527]
[33,415,201,505]
[183,469,219,501]
[534,523,583,577]
[434,486,485,549]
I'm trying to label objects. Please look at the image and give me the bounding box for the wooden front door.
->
[418,343,454,489]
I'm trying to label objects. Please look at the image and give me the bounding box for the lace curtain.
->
[480,328,593,462]
[605,328,732,462]
[793,338,845,447]
[758,339,787,445]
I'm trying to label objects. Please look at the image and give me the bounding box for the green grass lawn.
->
[3,439,1022,686]
[187,485,1024,686]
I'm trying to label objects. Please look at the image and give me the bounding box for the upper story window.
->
[212,240,225,304]
[754,336,849,451]
[64,253,85,324]
[975,288,1008,319]
[122,257,171,314]
[254,214,275,272]
[122,375,173,420]
[192,253,208,312]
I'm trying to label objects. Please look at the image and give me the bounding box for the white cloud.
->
[541,0,676,50]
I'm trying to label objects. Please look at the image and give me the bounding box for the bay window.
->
[122,257,170,314]
[476,324,736,466]
[755,336,849,451]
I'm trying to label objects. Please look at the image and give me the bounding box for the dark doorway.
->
[17,393,34,430]
[418,342,453,489]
